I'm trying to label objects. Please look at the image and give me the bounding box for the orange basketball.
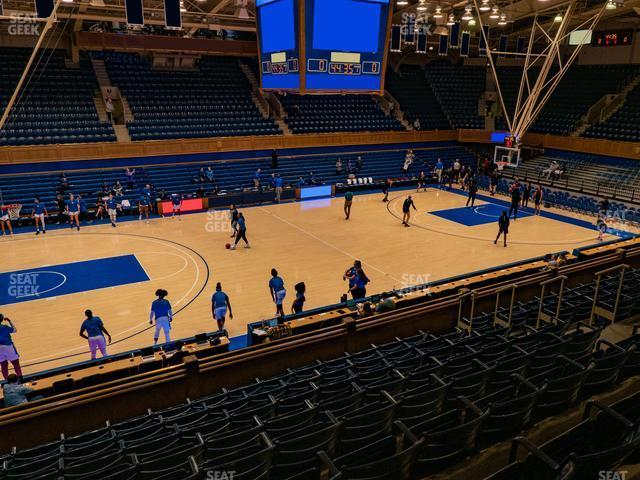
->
[225,243,231,249]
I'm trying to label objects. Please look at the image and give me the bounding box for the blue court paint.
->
[0,254,149,305]
[430,203,532,226]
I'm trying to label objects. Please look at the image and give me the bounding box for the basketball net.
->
[3,204,22,220]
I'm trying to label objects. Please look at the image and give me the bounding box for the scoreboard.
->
[256,0,301,90]
[304,0,391,92]
[256,0,392,93]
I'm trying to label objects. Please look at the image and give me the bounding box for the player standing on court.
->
[344,190,354,220]
[466,177,478,207]
[211,283,233,331]
[139,192,151,223]
[106,193,118,227]
[269,269,286,317]
[0,314,23,380]
[171,193,182,220]
[32,197,47,235]
[229,204,239,238]
[382,178,392,202]
[494,211,510,247]
[508,179,522,221]
[79,309,112,360]
[274,174,284,203]
[150,289,172,345]
[231,212,250,249]
[534,185,543,215]
[0,205,13,236]
[67,193,81,231]
[402,195,417,227]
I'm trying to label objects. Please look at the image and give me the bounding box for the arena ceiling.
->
[0,0,638,39]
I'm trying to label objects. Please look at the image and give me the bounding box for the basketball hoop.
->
[2,204,22,220]
[496,162,507,171]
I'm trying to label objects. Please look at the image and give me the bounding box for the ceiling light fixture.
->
[433,6,443,18]
[490,7,500,19]
[480,0,491,11]
[553,13,562,22]
[498,13,507,25]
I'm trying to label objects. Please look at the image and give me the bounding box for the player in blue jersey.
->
[32,197,48,235]
[230,212,250,249]
[269,268,286,317]
[79,310,112,359]
[149,289,172,345]
[229,204,239,238]
[171,194,182,220]
[139,193,151,223]
[274,174,284,203]
[211,283,233,331]
[106,193,119,227]
[66,193,81,231]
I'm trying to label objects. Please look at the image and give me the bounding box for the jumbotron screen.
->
[304,0,391,92]
[256,0,301,90]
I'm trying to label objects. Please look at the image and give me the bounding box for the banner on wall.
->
[499,35,508,58]
[449,22,460,48]
[164,0,181,29]
[438,34,448,56]
[479,25,489,56]
[461,31,470,57]
[125,0,144,26]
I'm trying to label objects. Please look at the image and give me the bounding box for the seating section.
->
[424,61,486,129]
[99,52,281,141]
[0,48,115,146]
[385,65,450,131]
[529,65,637,136]
[279,94,404,134]
[584,80,640,141]
[3,265,639,479]
[0,146,476,216]
[495,149,640,207]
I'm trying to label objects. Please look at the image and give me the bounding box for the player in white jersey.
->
[171,194,182,220]
[0,205,13,236]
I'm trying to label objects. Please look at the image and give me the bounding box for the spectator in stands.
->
[308,171,318,185]
[543,160,560,180]
[297,176,305,188]
[403,150,414,173]
[254,168,262,189]
[79,309,112,360]
[125,168,135,190]
[0,314,22,380]
[2,374,34,407]
[522,182,532,208]
[271,150,278,169]
[494,211,510,247]
[453,159,461,182]
[212,283,233,331]
[346,159,353,175]
[413,118,421,131]
[376,297,396,313]
[356,156,363,174]
[269,269,287,317]
[198,168,207,183]
[105,98,114,123]
[206,167,215,183]
[113,181,123,197]
[93,197,106,222]
[59,173,70,193]
[274,174,284,203]
[335,159,342,175]
[1,205,13,237]
[534,184,543,215]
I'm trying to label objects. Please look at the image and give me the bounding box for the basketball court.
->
[0,185,631,373]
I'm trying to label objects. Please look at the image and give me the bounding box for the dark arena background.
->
[0,0,640,478]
